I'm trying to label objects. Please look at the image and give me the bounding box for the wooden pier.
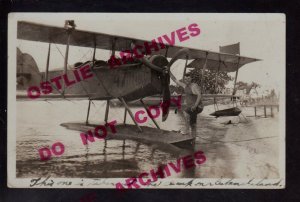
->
[252,104,279,118]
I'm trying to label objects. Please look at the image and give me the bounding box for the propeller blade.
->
[132,49,172,121]
[161,48,191,121]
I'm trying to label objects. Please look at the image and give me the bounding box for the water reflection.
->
[16,100,213,179]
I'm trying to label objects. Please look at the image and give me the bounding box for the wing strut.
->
[111,37,116,56]
[63,33,71,96]
[232,57,241,107]
[232,57,240,96]
[214,54,221,94]
[213,54,221,111]
[92,35,96,69]
[85,99,91,125]
[45,43,51,82]
[104,100,110,123]
[123,109,127,124]
[62,20,76,96]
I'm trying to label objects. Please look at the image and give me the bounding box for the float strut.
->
[140,99,160,129]
[119,97,142,132]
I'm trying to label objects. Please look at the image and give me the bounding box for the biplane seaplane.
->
[16,20,260,148]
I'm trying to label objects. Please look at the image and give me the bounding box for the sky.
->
[10,13,285,94]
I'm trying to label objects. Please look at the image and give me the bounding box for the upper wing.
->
[18,21,133,51]
[18,21,260,72]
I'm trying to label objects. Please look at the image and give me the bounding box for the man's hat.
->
[184,72,192,77]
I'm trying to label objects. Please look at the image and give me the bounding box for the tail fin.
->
[17,48,42,90]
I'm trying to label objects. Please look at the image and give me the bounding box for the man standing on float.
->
[170,72,203,135]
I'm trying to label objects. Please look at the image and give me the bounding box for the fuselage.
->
[20,62,163,101]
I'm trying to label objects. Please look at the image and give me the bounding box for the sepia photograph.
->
[7,13,285,188]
